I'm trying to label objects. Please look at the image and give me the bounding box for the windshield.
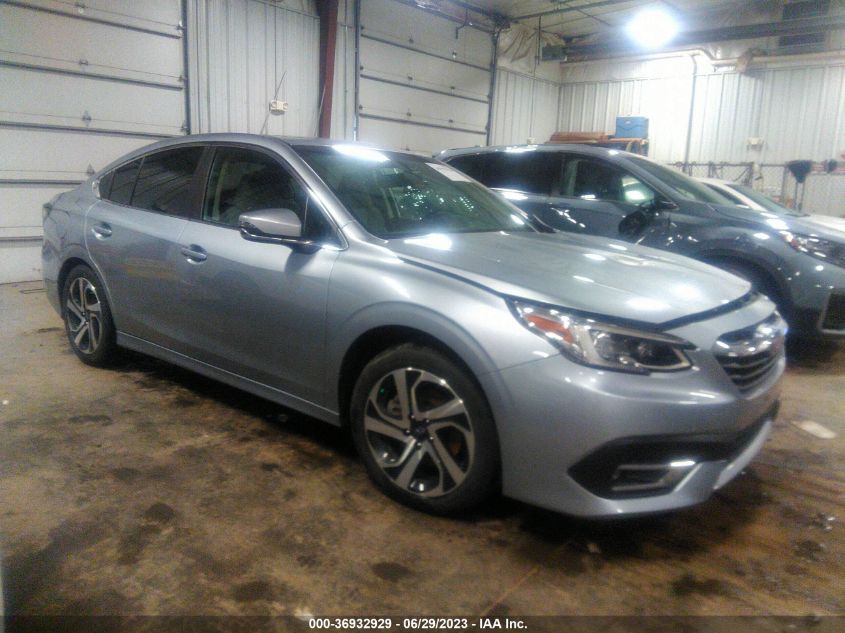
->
[626,157,734,205]
[727,183,804,216]
[293,144,532,239]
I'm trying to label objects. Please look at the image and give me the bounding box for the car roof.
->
[96,133,425,175]
[697,177,736,186]
[437,143,638,160]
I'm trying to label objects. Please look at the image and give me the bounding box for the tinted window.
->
[561,156,655,205]
[202,147,332,240]
[483,152,559,195]
[627,156,732,205]
[131,147,203,215]
[106,159,141,206]
[445,155,485,181]
[294,145,531,239]
[705,184,744,206]
[727,184,803,216]
[97,171,114,199]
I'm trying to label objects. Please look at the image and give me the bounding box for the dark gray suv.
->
[439,144,845,339]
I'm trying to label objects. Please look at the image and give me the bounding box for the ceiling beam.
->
[512,0,637,22]
[546,13,845,58]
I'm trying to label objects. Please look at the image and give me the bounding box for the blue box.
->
[615,116,649,139]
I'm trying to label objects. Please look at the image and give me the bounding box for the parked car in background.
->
[43,134,786,518]
[700,177,845,233]
[439,145,845,339]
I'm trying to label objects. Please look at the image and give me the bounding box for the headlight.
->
[511,300,693,374]
[781,232,845,267]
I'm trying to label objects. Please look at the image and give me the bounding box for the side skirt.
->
[117,332,341,426]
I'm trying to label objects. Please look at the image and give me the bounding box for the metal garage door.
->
[358,0,493,154]
[0,0,186,283]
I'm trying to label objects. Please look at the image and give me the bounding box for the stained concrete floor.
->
[1,281,843,624]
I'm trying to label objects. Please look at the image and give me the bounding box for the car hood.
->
[386,231,751,326]
[715,205,845,242]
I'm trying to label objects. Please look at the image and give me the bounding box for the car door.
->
[539,153,669,245]
[173,144,341,404]
[86,145,204,349]
[446,150,561,222]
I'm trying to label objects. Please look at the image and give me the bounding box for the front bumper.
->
[480,300,784,518]
[783,255,845,338]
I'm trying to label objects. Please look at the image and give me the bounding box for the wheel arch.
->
[335,323,496,431]
[697,249,791,308]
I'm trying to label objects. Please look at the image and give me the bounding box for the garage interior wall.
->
[0,0,187,283]
[555,54,845,215]
[353,0,494,154]
[185,0,320,136]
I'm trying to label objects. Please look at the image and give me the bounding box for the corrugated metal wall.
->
[490,70,560,146]
[186,0,320,135]
[331,0,356,140]
[556,56,845,166]
[554,55,845,215]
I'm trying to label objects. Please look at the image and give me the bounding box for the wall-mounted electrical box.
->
[269,100,288,114]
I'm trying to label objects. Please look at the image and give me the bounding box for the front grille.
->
[822,293,845,331]
[715,313,785,392]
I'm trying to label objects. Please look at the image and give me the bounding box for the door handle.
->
[180,244,207,263]
[91,223,112,239]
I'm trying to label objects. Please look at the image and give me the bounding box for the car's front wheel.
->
[62,264,118,366]
[350,344,499,515]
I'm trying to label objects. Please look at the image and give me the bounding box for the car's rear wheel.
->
[62,264,117,366]
[350,344,499,515]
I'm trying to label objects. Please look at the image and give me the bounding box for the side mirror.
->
[239,208,301,239]
[649,197,679,212]
[238,208,318,252]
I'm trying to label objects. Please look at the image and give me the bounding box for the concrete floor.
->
[1,281,843,621]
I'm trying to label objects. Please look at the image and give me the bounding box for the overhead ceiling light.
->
[626,8,679,49]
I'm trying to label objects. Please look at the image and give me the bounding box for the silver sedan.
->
[42,134,785,516]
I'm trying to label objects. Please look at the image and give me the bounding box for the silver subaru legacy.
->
[42,134,786,517]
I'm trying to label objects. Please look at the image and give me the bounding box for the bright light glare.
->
[404,233,453,251]
[626,8,679,48]
[499,189,527,201]
[333,144,389,162]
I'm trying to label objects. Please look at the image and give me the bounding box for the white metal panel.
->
[361,0,492,68]
[556,55,845,165]
[331,0,356,140]
[186,0,320,135]
[0,240,42,284]
[558,74,694,164]
[359,119,484,155]
[802,175,845,217]
[0,67,185,136]
[9,0,182,34]
[492,70,561,145]
[0,128,152,181]
[0,0,185,282]
[359,78,488,134]
[358,0,492,153]
[0,3,183,86]
[361,38,490,101]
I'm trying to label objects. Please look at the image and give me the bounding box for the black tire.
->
[62,264,118,366]
[350,344,499,515]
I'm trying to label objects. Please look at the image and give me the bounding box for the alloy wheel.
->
[363,367,475,497]
[66,277,103,354]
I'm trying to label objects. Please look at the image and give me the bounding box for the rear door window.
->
[105,159,141,206]
[447,152,560,196]
[130,147,204,215]
[444,155,486,181]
